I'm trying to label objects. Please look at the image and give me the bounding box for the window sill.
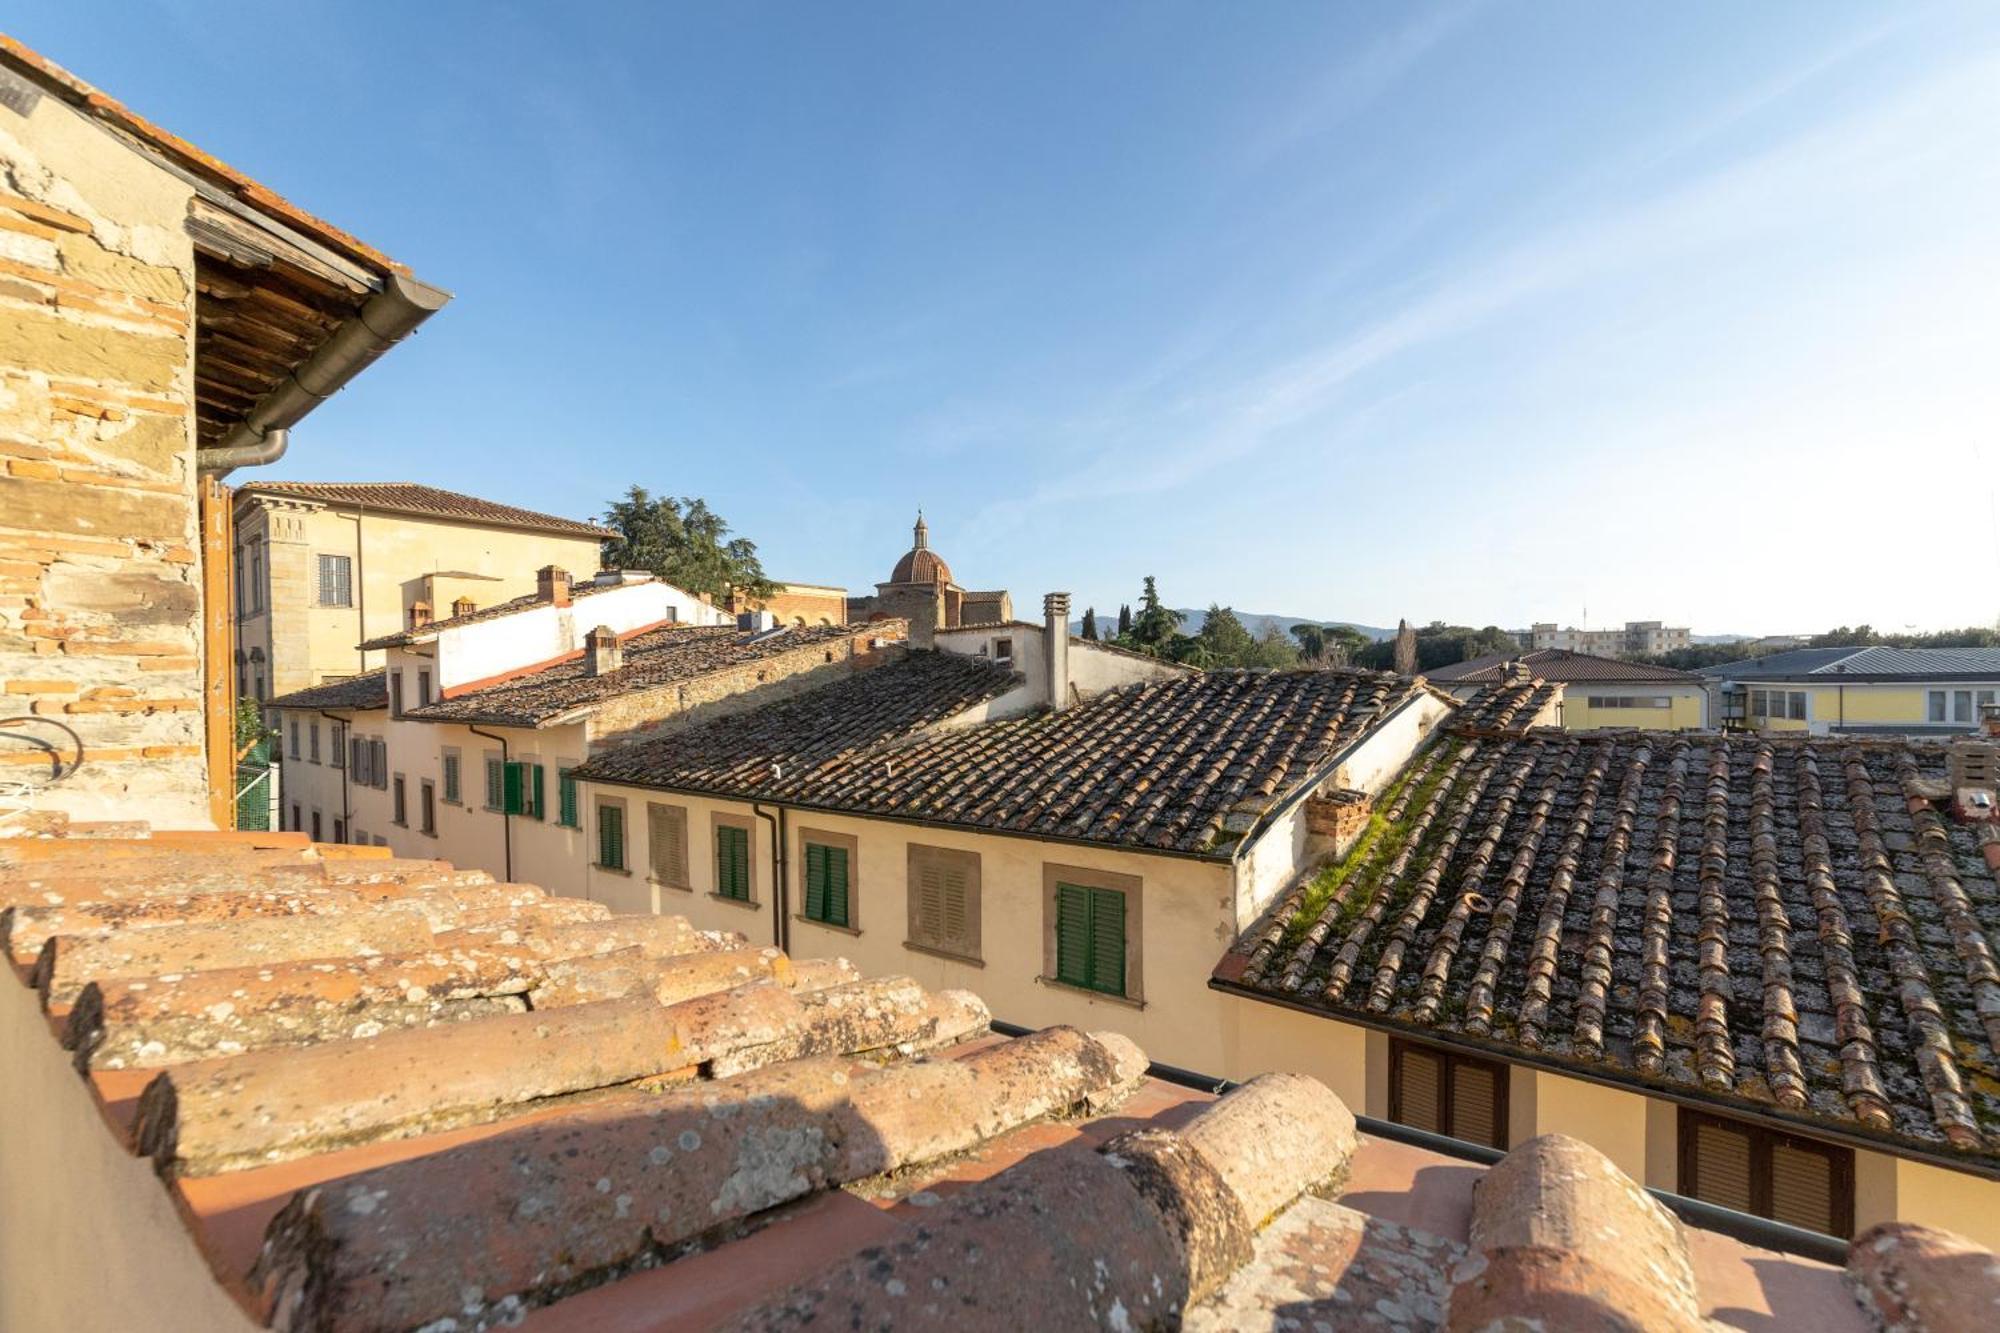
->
[794,914,861,937]
[903,940,984,968]
[421,829,437,839]
[708,892,760,911]
[1035,975,1146,1010]
[594,864,632,877]
[649,877,693,892]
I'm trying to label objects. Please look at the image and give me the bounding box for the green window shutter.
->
[598,804,624,870]
[1056,884,1092,988]
[486,758,503,809]
[717,825,749,900]
[825,847,849,927]
[804,843,828,921]
[1088,888,1125,995]
[559,770,578,828]
[502,761,525,816]
[528,764,545,821]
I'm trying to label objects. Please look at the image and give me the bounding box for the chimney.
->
[538,566,572,607]
[1983,702,2000,738]
[586,624,623,676]
[1043,592,1071,713]
[408,601,431,630]
[452,596,476,617]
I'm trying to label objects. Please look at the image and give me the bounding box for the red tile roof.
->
[237,482,616,540]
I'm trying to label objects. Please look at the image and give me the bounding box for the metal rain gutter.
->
[198,272,451,476]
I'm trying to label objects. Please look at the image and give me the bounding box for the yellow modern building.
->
[1705,645,2000,735]
[1427,647,1707,730]
[232,482,613,703]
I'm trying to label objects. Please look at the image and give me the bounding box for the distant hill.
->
[1071,609,1393,642]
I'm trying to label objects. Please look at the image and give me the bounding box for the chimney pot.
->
[538,566,572,608]
[586,624,623,676]
[1043,591,1072,713]
[452,596,476,617]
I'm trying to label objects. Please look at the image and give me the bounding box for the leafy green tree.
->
[1326,625,1372,665]
[1080,607,1099,641]
[602,487,775,601]
[1251,626,1302,668]
[1127,576,1185,654]
[1189,604,1257,666]
[1290,623,1326,661]
[1116,604,1132,637]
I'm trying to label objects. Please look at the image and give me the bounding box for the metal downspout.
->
[753,803,788,953]
[467,724,512,883]
[317,709,351,841]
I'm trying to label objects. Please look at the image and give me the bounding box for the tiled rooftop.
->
[1224,729,2000,1166]
[1703,645,2000,680]
[1428,647,1703,685]
[12,825,1989,1330]
[579,663,1430,857]
[403,623,875,728]
[265,671,388,713]
[237,482,617,541]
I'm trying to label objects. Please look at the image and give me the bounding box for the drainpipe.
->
[752,802,788,953]
[197,273,452,476]
[467,723,512,883]
[317,709,351,841]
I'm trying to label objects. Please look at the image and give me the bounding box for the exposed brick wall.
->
[0,86,206,824]
[728,583,848,627]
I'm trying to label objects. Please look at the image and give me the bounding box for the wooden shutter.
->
[1393,1044,1444,1135]
[1450,1058,1502,1149]
[349,737,364,781]
[529,764,545,820]
[443,754,459,804]
[804,844,828,921]
[915,861,946,944]
[1087,887,1125,995]
[1689,1117,1755,1215]
[1769,1140,1836,1234]
[371,740,387,789]
[939,863,968,948]
[1055,884,1092,988]
[559,771,578,828]
[392,776,405,825]
[486,758,503,808]
[824,847,849,927]
[717,825,749,899]
[649,805,685,884]
[598,804,624,870]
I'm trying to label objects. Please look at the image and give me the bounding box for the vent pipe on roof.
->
[197,272,452,476]
[1044,592,1071,713]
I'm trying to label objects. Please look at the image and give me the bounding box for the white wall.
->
[433,580,729,692]
[933,624,1189,722]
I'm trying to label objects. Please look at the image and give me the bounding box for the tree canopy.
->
[601,487,775,601]
[1355,621,1519,673]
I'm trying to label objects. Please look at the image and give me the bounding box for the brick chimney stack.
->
[452,596,476,617]
[1044,592,1071,713]
[537,566,572,608]
[586,625,622,676]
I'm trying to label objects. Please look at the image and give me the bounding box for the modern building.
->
[0,36,445,828]
[1428,647,1708,729]
[846,512,1011,644]
[1703,646,2000,735]
[232,481,614,705]
[1218,677,2000,1245]
[1529,619,1692,657]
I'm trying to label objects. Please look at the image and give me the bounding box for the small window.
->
[288,720,300,760]
[597,801,626,871]
[317,554,353,607]
[392,774,407,826]
[418,670,432,706]
[389,671,404,719]
[331,722,346,770]
[909,845,980,959]
[371,739,388,790]
[1389,1039,1509,1150]
[308,722,320,764]
[350,736,369,785]
[1930,691,1948,723]
[332,817,345,843]
[288,802,300,831]
[1678,1109,1853,1237]
[1788,691,1806,721]
[485,756,504,810]
[310,809,321,842]
[558,768,580,828]
[420,780,436,836]
[1955,690,1975,724]
[648,802,689,887]
[715,822,752,900]
[1054,882,1125,995]
[802,840,851,927]
[442,751,461,805]
[501,761,544,819]
[993,636,1014,664]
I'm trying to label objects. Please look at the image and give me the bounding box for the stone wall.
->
[0,76,207,825]
[729,583,848,628]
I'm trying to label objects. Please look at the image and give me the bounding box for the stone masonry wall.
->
[0,79,207,825]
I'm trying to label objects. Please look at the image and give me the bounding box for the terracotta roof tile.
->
[1,826,1967,1329]
[237,482,616,539]
[1224,731,2000,1166]
[264,672,387,713]
[580,661,1429,856]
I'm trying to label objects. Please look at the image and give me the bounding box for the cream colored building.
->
[233,481,613,704]
[1428,648,1708,730]
[1705,645,2000,736]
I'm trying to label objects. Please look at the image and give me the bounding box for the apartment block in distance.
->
[232,481,613,703]
[1530,619,1691,657]
[1705,645,2000,736]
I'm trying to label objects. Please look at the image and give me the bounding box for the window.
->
[418,670,432,706]
[392,774,407,826]
[441,751,461,805]
[485,755,504,809]
[647,802,690,887]
[1750,689,1806,722]
[1585,695,1671,710]
[597,801,626,871]
[248,544,263,614]
[317,553,353,607]
[993,636,1014,665]
[1054,882,1125,995]
[288,720,300,760]
[800,833,854,928]
[500,761,545,819]
[1389,1039,1509,1150]
[255,672,265,701]
[289,802,300,832]
[389,671,404,719]
[350,736,368,785]
[715,820,752,901]
[310,810,321,842]
[331,722,345,769]
[1678,1109,1853,1237]
[332,817,345,843]
[908,844,980,960]
[558,768,580,828]
[308,722,320,764]
[371,739,388,790]
[420,780,436,836]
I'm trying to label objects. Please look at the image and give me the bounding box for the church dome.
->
[889,513,953,586]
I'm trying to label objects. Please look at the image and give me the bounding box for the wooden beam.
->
[200,476,235,829]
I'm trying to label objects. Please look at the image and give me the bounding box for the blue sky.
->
[13,2,2000,634]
